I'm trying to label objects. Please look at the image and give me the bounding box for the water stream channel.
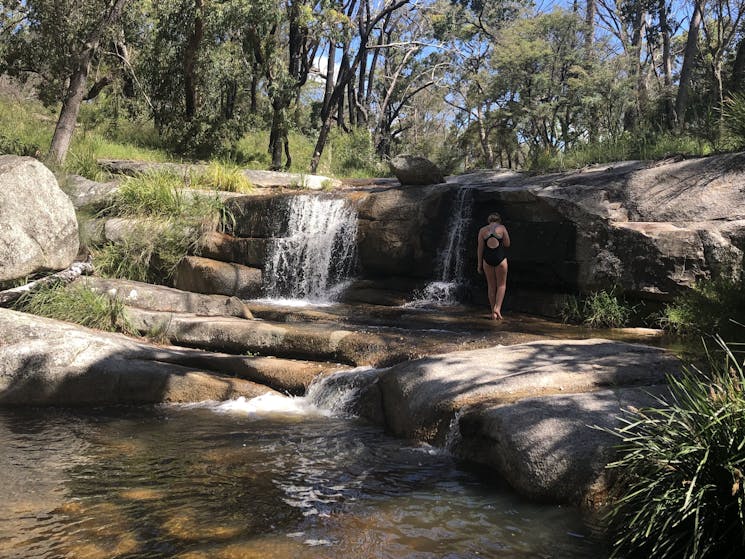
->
[0,391,606,558]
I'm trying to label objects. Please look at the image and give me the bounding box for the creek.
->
[0,389,606,558]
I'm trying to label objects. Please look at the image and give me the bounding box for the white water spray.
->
[192,367,382,420]
[263,195,357,303]
[408,187,474,306]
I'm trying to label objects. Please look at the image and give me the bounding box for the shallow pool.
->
[0,400,606,558]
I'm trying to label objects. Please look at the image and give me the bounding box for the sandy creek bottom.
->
[0,397,607,559]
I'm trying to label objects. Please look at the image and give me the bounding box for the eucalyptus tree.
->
[364,4,445,158]
[1,0,132,163]
[309,0,411,173]
[700,0,745,135]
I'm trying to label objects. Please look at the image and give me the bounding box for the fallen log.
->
[0,261,94,307]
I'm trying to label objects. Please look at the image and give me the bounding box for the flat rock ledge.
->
[77,276,254,319]
[97,159,342,190]
[335,338,680,508]
[0,308,284,405]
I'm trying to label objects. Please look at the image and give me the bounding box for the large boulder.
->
[0,308,277,405]
[345,153,745,307]
[0,156,79,282]
[342,184,452,278]
[327,339,680,507]
[389,154,445,185]
[455,386,669,508]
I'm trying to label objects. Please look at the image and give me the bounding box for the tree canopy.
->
[1,0,744,172]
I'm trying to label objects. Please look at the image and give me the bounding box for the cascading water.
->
[263,194,357,303]
[408,187,474,306]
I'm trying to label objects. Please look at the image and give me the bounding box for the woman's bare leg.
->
[483,262,498,319]
[494,260,508,319]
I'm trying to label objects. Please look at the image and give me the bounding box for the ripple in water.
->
[0,405,607,559]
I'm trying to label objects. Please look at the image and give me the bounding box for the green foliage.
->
[92,220,198,285]
[195,161,253,193]
[560,290,636,328]
[723,93,745,149]
[659,278,745,337]
[13,282,136,335]
[92,171,229,284]
[604,336,745,559]
[0,94,53,154]
[529,132,712,173]
[104,170,229,218]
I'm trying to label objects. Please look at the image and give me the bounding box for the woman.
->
[477,212,510,320]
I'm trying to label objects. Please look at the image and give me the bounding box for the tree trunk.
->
[48,50,94,165]
[476,114,495,168]
[658,0,674,126]
[48,0,130,164]
[585,0,595,54]
[321,40,336,119]
[675,0,704,129]
[184,0,205,120]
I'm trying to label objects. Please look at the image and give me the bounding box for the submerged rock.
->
[0,156,79,283]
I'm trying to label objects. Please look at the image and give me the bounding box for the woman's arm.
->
[476,229,484,272]
[500,226,511,248]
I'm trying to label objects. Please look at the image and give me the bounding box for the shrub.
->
[604,336,745,559]
[659,278,745,337]
[723,93,745,149]
[560,290,636,328]
[92,219,200,285]
[13,282,136,335]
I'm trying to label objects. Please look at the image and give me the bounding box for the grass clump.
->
[194,161,253,192]
[604,335,745,559]
[560,289,636,328]
[92,220,199,285]
[13,282,136,335]
[91,171,230,284]
[659,278,745,337]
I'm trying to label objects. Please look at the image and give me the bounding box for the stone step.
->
[77,276,253,318]
[173,255,262,299]
[122,305,532,367]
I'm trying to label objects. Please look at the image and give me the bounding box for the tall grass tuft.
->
[605,335,745,559]
[92,171,228,284]
[195,161,253,192]
[560,290,636,328]
[659,278,745,337]
[13,282,136,335]
[723,93,745,149]
[92,219,202,285]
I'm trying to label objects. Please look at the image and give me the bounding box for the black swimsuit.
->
[483,232,507,266]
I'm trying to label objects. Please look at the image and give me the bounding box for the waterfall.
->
[263,194,357,303]
[408,187,474,306]
[199,367,383,419]
[305,367,382,416]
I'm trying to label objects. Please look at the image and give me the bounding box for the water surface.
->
[0,403,606,558]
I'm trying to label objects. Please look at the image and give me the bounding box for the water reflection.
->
[0,406,606,558]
